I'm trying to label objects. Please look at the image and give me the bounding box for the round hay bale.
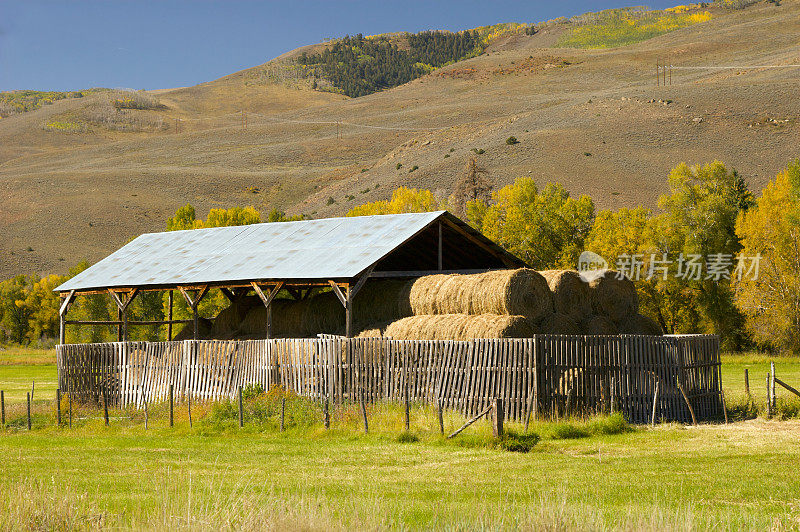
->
[584,269,638,323]
[172,317,213,341]
[580,314,618,335]
[354,280,413,324]
[534,313,581,335]
[408,269,552,321]
[211,296,260,335]
[383,314,534,340]
[619,313,663,335]
[538,269,591,321]
[239,293,344,338]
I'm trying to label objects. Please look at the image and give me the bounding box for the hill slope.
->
[1,1,799,278]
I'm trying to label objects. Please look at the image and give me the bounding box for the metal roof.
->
[56,211,521,293]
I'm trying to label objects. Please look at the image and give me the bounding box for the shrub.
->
[506,136,519,145]
[396,431,420,443]
[111,90,165,110]
[409,165,419,173]
[497,430,539,452]
[472,148,485,155]
[396,163,403,170]
[326,197,335,205]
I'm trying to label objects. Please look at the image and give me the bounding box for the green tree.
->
[468,178,595,269]
[650,161,753,349]
[0,275,34,344]
[735,160,800,353]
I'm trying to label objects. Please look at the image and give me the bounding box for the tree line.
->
[1,158,799,353]
[297,31,483,98]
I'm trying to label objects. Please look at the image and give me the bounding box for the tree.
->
[735,160,800,353]
[346,187,449,217]
[0,275,34,345]
[167,204,201,231]
[451,157,492,218]
[468,178,595,269]
[650,161,753,349]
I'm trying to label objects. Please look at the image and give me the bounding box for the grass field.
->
[1,350,800,529]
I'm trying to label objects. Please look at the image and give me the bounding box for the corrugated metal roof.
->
[57,211,455,292]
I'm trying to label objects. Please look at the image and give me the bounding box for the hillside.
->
[1,1,799,278]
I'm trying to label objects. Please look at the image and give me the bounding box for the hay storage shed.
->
[55,211,527,342]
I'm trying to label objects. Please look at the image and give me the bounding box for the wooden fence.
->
[56,334,722,424]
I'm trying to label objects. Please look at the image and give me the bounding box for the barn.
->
[55,211,724,424]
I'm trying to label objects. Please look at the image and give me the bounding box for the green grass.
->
[0,347,55,366]
[2,354,800,528]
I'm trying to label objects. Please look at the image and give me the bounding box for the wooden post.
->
[238,386,243,428]
[437,398,444,435]
[192,304,199,340]
[404,365,410,432]
[68,387,72,428]
[31,381,35,403]
[188,394,192,428]
[492,399,504,438]
[117,307,123,342]
[447,404,493,439]
[345,285,352,338]
[437,222,443,270]
[766,374,772,418]
[744,368,750,397]
[167,290,174,341]
[359,390,368,434]
[26,392,31,430]
[0,390,4,426]
[280,395,286,432]
[169,384,174,427]
[676,380,697,426]
[102,386,109,426]
[56,389,62,426]
[720,390,729,424]
[323,397,330,429]
[650,380,659,426]
[770,362,776,410]
[143,397,148,430]
[610,376,615,415]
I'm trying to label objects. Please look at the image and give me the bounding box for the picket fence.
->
[56,334,722,424]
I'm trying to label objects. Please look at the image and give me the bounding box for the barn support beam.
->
[179,286,209,340]
[329,266,374,338]
[252,281,284,339]
[108,288,139,342]
[58,290,76,345]
[167,290,174,341]
[438,222,443,270]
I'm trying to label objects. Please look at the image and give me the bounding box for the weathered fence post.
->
[404,365,410,432]
[238,386,243,428]
[676,379,697,426]
[770,362,777,411]
[56,389,62,426]
[766,374,772,418]
[720,390,729,424]
[280,395,286,432]
[492,399,504,438]
[651,380,659,426]
[68,388,72,428]
[31,381,35,403]
[437,398,444,435]
[1,390,5,426]
[102,386,109,426]
[26,392,31,430]
[169,384,174,428]
[323,397,330,429]
[744,368,750,397]
[188,394,192,428]
[359,390,368,435]
[143,397,148,430]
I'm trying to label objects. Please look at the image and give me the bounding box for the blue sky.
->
[0,0,676,91]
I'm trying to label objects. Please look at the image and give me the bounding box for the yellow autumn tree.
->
[735,160,800,353]
[346,187,449,217]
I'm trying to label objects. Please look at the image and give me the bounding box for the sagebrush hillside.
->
[1,1,799,278]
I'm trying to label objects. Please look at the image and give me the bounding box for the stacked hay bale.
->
[204,267,661,340]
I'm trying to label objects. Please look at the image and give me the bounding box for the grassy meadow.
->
[1,350,800,529]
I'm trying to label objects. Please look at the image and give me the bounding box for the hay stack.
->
[172,318,213,341]
[580,314,618,335]
[239,292,344,338]
[383,314,535,340]
[584,269,638,324]
[539,269,591,321]
[619,313,663,335]
[534,313,581,335]
[212,296,260,335]
[408,269,552,321]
